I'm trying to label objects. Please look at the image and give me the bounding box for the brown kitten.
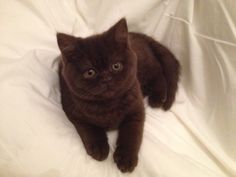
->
[57,18,180,173]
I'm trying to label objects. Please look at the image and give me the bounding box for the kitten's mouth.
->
[98,84,116,97]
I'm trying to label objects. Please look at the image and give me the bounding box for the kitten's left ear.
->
[56,33,76,52]
[107,18,128,45]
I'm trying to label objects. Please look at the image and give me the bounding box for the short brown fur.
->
[57,18,180,173]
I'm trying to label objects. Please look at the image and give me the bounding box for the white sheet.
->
[0,0,235,177]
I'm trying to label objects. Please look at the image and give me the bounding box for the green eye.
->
[83,69,96,79]
[111,62,123,72]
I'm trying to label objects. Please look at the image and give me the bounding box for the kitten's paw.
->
[148,94,166,108]
[148,82,167,108]
[114,147,138,173]
[162,95,174,110]
[85,140,109,161]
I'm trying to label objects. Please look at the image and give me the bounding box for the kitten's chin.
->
[99,90,116,98]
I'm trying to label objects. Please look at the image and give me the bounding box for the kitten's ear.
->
[56,33,76,52]
[108,18,128,45]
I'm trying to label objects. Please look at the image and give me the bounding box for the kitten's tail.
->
[148,38,180,110]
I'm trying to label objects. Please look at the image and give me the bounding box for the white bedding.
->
[0,0,235,177]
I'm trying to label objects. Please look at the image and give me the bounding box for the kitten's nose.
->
[101,71,112,83]
[101,76,112,83]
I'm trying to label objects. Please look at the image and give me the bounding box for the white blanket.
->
[0,0,235,177]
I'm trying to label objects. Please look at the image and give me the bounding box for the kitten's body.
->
[57,19,180,173]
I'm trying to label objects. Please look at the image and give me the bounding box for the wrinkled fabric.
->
[0,0,235,177]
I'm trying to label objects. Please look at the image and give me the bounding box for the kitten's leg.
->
[160,57,180,110]
[148,38,180,110]
[114,110,144,172]
[74,122,109,161]
[148,71,167,108]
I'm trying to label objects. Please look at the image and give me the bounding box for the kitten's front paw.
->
[113,147,138,173]
[85,140,109,161]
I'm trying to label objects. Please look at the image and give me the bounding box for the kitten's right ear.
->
[56,33,76,52]
[107,18,128,45]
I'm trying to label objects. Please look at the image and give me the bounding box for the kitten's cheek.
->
[74,81,82,89]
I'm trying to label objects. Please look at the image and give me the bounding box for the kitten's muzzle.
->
[101,76,112,83]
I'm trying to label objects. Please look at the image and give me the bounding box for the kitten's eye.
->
[83,69,96,79]
[111,62,123,72]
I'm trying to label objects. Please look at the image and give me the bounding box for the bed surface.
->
[0,0,235,177]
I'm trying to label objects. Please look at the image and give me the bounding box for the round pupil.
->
[113,63,122,70]
[88,70,94,75]
[84,69,96,78]
[114,64,119,69]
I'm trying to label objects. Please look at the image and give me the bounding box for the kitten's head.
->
[57,18,137,100]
